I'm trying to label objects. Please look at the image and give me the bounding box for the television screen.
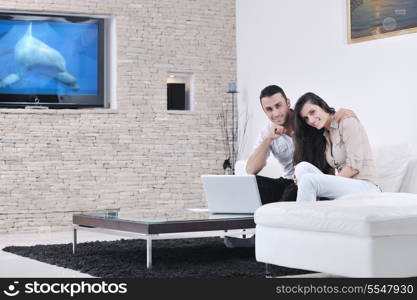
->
[0,12,104,108]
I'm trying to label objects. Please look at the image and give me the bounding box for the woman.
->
[293,92,380,202]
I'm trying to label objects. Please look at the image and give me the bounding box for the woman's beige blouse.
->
[323,117,378,185]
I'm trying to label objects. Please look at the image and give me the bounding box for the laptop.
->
[201,175,262,214]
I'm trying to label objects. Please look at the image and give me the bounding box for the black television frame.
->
[0,11,105,109]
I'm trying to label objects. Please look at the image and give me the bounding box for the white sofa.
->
[236,144,417,277]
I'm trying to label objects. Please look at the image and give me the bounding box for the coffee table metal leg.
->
[73,227,77,254]
[146,235,152,269]
[265,263,272,278]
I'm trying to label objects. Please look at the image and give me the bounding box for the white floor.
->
[0,230,126,278]
[0,230,334,278]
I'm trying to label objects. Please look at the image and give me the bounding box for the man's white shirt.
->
[253,122,295,179]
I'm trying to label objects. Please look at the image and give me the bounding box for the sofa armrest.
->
[399,159,417,194]
[235,157,284,178]
[235,160,248,175]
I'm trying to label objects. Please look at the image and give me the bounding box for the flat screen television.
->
[0,11,105,108]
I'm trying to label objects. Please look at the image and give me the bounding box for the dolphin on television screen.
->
[0,23,79,90]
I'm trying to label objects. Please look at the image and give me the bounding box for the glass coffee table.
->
[72,210,255,269]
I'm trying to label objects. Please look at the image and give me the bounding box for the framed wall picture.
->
[348,0,417,43]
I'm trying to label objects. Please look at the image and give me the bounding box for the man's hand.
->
[267,124,285,141]
[292,174,297,185]
[334,108,356,123]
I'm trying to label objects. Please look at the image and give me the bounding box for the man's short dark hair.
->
[259,85,287,102]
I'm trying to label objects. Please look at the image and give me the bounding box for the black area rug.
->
[3,237,313,278]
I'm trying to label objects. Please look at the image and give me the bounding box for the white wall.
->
[237,0,417,159]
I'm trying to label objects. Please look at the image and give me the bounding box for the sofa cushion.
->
[255,192,417,237]
[399,159,417,193]
[372,144,417,192]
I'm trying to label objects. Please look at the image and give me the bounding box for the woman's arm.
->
[333,108,356,123]
[339,117,368,178]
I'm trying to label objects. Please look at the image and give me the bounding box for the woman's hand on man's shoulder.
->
[334,108,357,124]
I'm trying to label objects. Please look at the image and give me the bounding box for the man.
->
[246,85,353,204]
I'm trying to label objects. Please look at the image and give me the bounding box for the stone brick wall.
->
[0,0,236,232]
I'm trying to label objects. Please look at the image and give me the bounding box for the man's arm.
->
[246,125,284,174]
[246,137,273,174]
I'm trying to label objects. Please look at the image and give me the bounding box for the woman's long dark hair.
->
[293,92,335,174]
